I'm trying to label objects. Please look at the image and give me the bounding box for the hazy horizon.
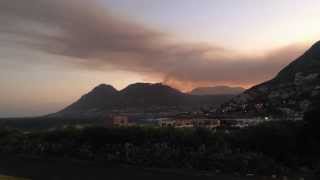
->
[0,0,319,117]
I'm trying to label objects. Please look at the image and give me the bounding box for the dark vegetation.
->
[0,155,294,180]
[0,98,319,176]
[0,117,104,130]
[0,110,320,177]
[303,98,320,175]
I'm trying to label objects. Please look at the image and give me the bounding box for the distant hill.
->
[52,83,234,118]
[219,41,320,118]
[190,86,245,95]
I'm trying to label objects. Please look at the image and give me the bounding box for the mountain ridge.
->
[53,83,234,118]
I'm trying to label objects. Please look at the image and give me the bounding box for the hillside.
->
[218,41,320,118]
[190,86,245,95]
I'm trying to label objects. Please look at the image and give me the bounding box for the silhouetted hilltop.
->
[54,83,234,118]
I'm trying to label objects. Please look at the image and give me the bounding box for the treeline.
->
[0,117,105,130]
[0,115,319,176]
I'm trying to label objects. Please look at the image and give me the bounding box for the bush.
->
[0,121,317,175]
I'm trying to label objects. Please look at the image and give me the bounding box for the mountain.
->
[120,83,185,107]
[190,86,245,95]
[53,83,234,118]
[218,41,320,118]
[60,84,119,113]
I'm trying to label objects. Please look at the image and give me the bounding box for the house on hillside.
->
[174,118,194,128]
[159,118,193,128]
[193,118,221,129]
[112,115,136,127]
[159,118,175,127]
[159,117,221,129]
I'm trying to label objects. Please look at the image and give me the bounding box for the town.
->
[106,113,275,129]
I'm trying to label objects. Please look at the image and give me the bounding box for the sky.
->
[0,0,319,117]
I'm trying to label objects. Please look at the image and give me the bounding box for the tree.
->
[302,97,320,167]
[304,98,320,135]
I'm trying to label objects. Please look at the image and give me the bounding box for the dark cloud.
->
[0,0,308,90]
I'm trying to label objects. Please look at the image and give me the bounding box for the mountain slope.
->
[273,41,320,83]
[64,84,119,111]
[190,86,245,95]
[120,83,186,107]
[219,41,320,118]
[54,83,234,118]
